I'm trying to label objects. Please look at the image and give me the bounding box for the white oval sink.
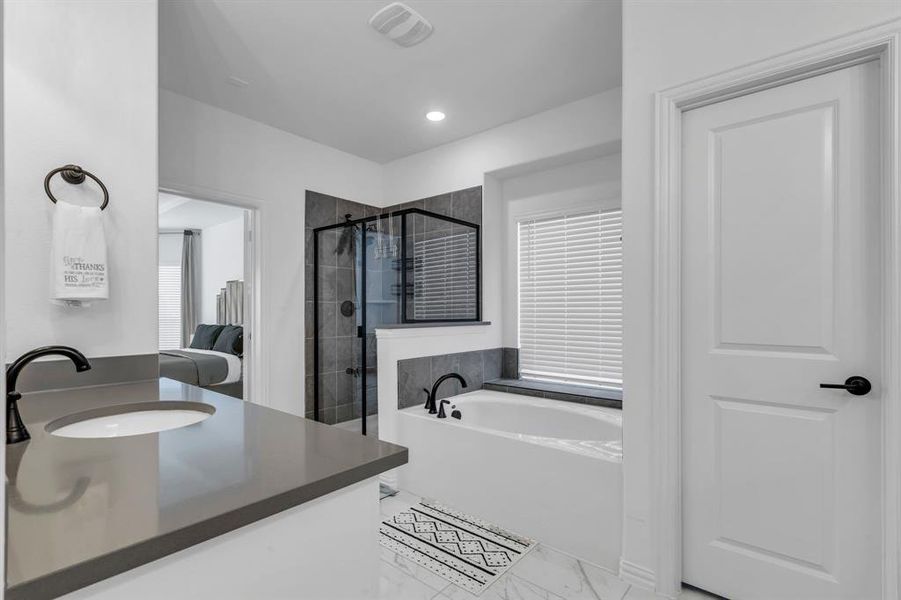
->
[47,402,215,439]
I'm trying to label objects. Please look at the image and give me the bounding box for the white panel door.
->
[682,61,882,599]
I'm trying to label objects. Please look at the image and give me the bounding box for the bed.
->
[159,324,243,399]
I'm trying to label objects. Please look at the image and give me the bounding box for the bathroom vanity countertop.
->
[5,378,408,600]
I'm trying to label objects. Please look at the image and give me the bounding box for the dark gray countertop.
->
[5,379,407,600]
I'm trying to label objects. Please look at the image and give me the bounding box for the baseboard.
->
[620,559,657,593]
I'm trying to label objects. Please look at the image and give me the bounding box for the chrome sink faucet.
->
[425,372,467,415]
[6,346,92,444]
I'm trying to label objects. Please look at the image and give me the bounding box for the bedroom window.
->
[518,208,623,389]
[159,233,182,350]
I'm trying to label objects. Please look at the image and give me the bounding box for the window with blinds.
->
[159,233,182,350]
[411,229,478,320]
[518,208,623,389]
[159,266,182,349]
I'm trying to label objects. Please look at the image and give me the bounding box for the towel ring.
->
[44,165,109,211]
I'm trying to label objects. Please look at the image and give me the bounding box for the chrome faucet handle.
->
[437,400,451,419]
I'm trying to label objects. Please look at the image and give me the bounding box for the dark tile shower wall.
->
[306,187,483,425]
[306,191,384,425]
[397,348,502,410]
[400,187,482,321]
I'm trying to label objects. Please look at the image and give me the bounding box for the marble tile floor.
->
[378,490,724,600]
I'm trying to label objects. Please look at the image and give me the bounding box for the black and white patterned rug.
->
[379,500,536,594]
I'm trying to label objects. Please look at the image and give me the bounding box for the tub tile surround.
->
[377,490,714,600]
[399,347,622,410]
[305,187,483,425]
[397,348,503,409]
[502,347,520,379]
[484,379,622,410]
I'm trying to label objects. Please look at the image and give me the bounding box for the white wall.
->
[159,89,382,415]
[4,0,158,361]
[1,0,6,592]
[200,215,244,324]
[500,154,621,347]
[621,0,901,592]
[383,89,621,205]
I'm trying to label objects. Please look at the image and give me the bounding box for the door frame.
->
[651,19,901,599]
[158,183,267,407]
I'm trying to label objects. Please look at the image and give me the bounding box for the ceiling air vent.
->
[369,2,433,48]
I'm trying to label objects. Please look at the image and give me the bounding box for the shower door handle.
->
[819,376,872,396]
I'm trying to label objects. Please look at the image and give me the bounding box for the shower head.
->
[335,214,359,255]
[336,225,356,255]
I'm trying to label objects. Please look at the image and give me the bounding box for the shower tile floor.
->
[334,414,379,437]
[378,490,724,600]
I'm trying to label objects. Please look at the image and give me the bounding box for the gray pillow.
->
[189,324,225,350]
[212,325,243,356]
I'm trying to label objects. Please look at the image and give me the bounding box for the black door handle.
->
[819,376,871,396]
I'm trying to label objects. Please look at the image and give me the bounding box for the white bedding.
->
[180,348,243,385]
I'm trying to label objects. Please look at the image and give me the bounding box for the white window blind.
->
[518,209,623,388]
[412,230,478,320]
[159,234,182,350]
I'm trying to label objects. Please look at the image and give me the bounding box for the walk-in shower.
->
[313,208,480,435]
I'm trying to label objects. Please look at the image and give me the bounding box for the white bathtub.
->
[396,389,622,570]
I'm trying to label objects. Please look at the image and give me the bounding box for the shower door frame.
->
[312,208,481,434]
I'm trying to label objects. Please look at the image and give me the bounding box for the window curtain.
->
[180,230,201,347]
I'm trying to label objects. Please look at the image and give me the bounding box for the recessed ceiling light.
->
[426,111,445,122]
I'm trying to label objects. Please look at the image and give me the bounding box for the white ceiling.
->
[159,0,621,163]
[159,193,246,230]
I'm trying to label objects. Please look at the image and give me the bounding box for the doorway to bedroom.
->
[157,192,254,401]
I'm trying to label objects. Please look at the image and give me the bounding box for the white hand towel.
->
[50,200,108,306]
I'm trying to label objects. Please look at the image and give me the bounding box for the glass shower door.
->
[359,215,403,436]
[314,224,364,431]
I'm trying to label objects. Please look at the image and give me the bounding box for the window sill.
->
[374,321,490,330]
[483,378,622,410]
